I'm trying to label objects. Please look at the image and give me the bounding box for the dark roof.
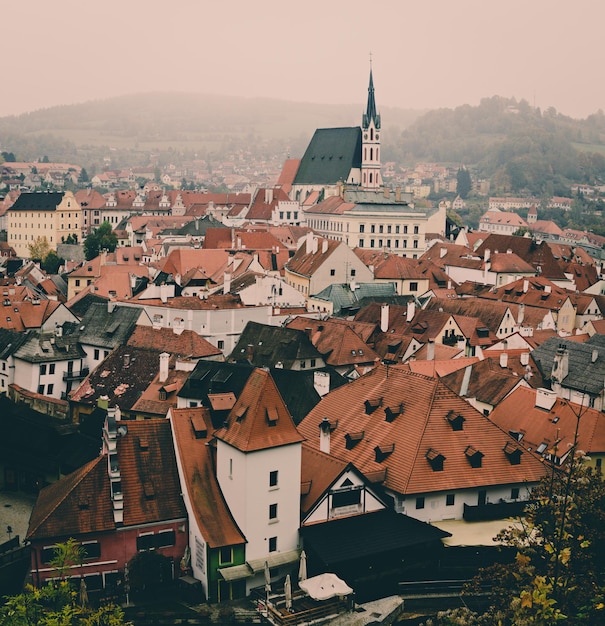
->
[14,330,86,363]
[9,192,64,212]
[228,321,323,368]
[0,327,29,359]
[78,303,141,349]
[300,508,450,567]
[532,334,605,395]
[178,360,346,426]
[67,292,109,319]
[293,127,362,185]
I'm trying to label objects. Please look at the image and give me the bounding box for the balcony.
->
[62,367,89,382]
[463,499,529,522]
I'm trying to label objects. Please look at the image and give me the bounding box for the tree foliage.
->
[27,237,52,262]
[456,167,472,199]
[84,222,117,261]
[461,457,605,625]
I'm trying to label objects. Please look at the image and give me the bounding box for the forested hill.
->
[388,96,605,195]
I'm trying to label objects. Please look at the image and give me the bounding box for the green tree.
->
[456,167,472,199]
[84,222,118,261]
[79,168,89,183]
[0,581,132,626]
[49,537,85,581]
[41,250,63,274]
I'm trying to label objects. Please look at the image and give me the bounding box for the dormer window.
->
[446,410,465,431]
[374,443,395,462]
[384,404,404,423]
[266,407,279,426]
[465,446,484,468]
[503,441,523,465]
[235,405,247,422]
[364,398,382,414]
[426,448,446,471]
[345,431,364,449]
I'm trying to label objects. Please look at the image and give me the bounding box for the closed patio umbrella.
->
[284,574,292,611]
[298,550,307,584]
[264,561,271,594]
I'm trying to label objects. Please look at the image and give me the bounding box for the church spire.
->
[363,65,380,130]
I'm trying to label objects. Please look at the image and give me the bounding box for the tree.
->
[41,250,63,274]
[465,454,605,624]
[0,581,132,626]
[456,167,472,199]
[49,537,85,581]
[28,237,52,262]
[84,222,118,261]
[79,168,89,183]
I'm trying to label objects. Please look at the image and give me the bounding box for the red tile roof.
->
[170,407,246,548]
[126,325,222,358]
[214,368,304,452]
[297,364,547,496]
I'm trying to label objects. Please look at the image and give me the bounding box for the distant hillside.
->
[0,93,421,170]
[393,96,605,195]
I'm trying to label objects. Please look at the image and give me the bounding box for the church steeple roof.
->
[362,68,381,130]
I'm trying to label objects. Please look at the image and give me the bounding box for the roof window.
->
[503,441,522,465]
[364,397,382,414]
[374,444,395,463]
[345,431,364,449]
[465,445,484,468]
[426,448,446,471]
[384,403,404,423]
[446,410,465,431]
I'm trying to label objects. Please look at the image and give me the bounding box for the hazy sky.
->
[2,1,603,119]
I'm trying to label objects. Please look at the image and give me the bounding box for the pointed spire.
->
[363,65,380,130]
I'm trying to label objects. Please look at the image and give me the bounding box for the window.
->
[310,358,316,367]
[217,340,224,350]
[94,349,100,360]
[359,224,365,233]
[38,385,44,395]
[269,537,277,552]
[300,360,306,369]
[75,279,81,287]
[40,364,47,375]
[219,547,233,565]
[370,239,375,248]
[82,541,101,560]
[413,240,419,249]
[269,503,278,520]
[597,458,602,473]
[358,239,364,248]
[403,225,408,234]
[330,269,335,276]
[446,494,455,506]
[136,533,155,551]
[370,225,376,233]
[269,470,278,487]
[49,364,55,375]
[409,282,418,292]
[511,487,520,500]
[414,225,419,234]
[379,225,383,234]
[156,529,176,548]
[332,489,361,508]
[41,545,58,564]
[47,384,54,395]
[395,225,400,234]
[415,497,425,510]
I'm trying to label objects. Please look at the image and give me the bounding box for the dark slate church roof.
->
[293,127,362,185]
[9,192,64,212]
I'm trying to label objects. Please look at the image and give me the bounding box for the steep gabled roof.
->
[285,238,341,278]
[126,325,222,359]
[297,365,547,496]
[214,368,304,452]
[293,127,362,185]
[170,407,246,548]
[78,303,141,348]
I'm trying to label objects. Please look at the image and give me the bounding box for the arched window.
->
[370,128,374,141]
[370,148,373,161]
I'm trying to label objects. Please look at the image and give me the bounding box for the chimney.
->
[592,349,599,363]
[517,303,525,325]
[321,239,328,254]
[246,344,254,362]
[159,352,169,383]
[319,417,331,454]
[313,371,330,397]
[312,237,318,254]
[383,187,390,199]
[523,279,529,293]
[440,247,447,259]
[306,231,314,253]
[552,344,569,383]
[123,353,131,367]
[406,300,415,322]
[395,187,402,202]
[160,283,169,304]
[108,301,116,314]
[484,248,491,263]
[535,387,557,411]
[520,352,530,366]
[427,338,435,361]
[500,352,509,368]
[265,188,273,204]
[224,271,232,293]
[380,304,389,332]
[545,284,552,294]
[459,364,472,396]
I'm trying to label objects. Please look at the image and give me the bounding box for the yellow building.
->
[7,191,81,258]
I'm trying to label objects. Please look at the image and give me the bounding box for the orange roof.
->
[276,159,301,194]
[170,407,246,548]
[489,386,605,459]
[214,368,304,452]
[127,325,222,358]
[297,364,547,496]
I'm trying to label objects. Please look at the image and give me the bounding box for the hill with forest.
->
[1,94,605,198]
[392,96,605,196]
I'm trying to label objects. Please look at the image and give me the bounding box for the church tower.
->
[361,66,382,190]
